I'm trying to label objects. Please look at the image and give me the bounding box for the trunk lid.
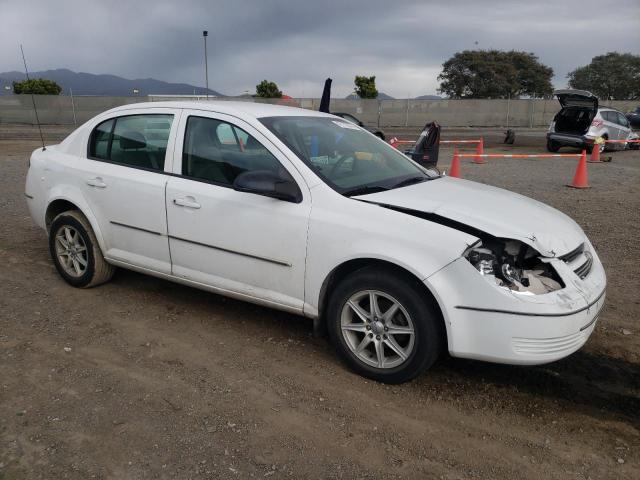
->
[554,89,598,111]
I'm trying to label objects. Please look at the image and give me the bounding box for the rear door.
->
[80,109,178,273]
[165,110,311,311]
[615,112,632,147]
[600,111,620,141]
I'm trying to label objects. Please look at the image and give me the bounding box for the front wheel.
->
[327,267,444,384]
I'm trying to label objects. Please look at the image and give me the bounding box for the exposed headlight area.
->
[464,239,564,295]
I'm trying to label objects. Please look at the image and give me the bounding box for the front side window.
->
[88,114,173,171]
[182,116,288,186]
[616,112,629,127]
[260,116,437,195]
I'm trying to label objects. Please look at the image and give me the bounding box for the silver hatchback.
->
[547,89,633,153]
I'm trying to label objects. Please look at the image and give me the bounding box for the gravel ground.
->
[0,125,638,479]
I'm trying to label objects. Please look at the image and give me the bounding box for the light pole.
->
[203,30,209,99]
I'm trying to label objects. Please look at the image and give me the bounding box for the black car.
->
[626,106,640,128]
[333,112,385,140]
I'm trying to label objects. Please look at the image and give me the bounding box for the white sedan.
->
[25,102,606,383]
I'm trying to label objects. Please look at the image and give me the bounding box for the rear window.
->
[600,111,614,122]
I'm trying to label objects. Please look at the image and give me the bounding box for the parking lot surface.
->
[1,126,638,479]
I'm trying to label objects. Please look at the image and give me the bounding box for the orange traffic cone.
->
[449,148,461,178]
[473,137,486,164]
[567,150,590,189]
[588,143,601,163]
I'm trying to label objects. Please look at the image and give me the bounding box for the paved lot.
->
[1,125,638,479]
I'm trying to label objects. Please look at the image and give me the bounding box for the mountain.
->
[344,92,395,100]
[0,68,222,96]
[414,94,442,100]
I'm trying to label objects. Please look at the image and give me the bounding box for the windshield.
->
[260,116,438,195]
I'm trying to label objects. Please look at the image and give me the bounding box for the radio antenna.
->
[20,44,46,150]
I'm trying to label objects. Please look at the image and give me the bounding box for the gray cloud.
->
[1,0,638,97]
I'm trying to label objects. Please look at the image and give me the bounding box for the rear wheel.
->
[546,139,560,152]
[49,210,115,288]
[327,267,443,384]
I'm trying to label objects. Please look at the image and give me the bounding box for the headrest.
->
[119,131,146,150]
[244,135,263,150]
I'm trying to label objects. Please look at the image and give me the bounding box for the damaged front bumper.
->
[425,240,606,365]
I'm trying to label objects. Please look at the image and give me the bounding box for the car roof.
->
[598,107,623,113]
[104,101,332,119]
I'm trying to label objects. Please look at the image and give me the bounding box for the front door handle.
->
[86,177,107,188]
[173,196,201,209]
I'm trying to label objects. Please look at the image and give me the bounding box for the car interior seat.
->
[113,131,156,169]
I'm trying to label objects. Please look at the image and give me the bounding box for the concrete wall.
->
[1,95,636,128]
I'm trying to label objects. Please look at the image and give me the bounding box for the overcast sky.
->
[1,0,638,97]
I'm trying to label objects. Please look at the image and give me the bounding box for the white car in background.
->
[25,102,606,383]
[547,89,634,153]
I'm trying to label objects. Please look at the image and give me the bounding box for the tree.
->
[437,50,553,99]
[12,78,62,95]
[567,52,640,100]
[354,75,378,99]
[255,80,282,98]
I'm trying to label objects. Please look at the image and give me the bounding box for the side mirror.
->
[233,170,302,203]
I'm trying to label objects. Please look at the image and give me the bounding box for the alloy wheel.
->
[54,225,88,277]
[340,290,415,369]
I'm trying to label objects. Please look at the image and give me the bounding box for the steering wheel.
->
[329,154,355,176]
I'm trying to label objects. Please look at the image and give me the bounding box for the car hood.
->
[354,177,585,258]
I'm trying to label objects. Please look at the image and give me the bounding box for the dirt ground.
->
[1,125,639,479]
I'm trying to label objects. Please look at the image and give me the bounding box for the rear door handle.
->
[173,196,201,209]
[86,177,107,188]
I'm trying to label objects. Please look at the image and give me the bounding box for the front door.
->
[165,111,311,311]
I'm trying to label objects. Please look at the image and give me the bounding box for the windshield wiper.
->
[391,175,428,189]
[343,185,389,197]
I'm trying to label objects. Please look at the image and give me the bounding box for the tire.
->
[546,139,560,153]
[375,131,386,141]
[49,210,115,288]
[326,267,443,384]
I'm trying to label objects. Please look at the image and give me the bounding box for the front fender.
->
[303,194,477,317]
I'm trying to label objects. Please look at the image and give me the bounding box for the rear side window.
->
[182,116,288,186]
[88,114,173,171]
[89,119,114,159]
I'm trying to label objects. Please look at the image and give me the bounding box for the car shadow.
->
[429,351,640,424]
[112,269,639,425]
